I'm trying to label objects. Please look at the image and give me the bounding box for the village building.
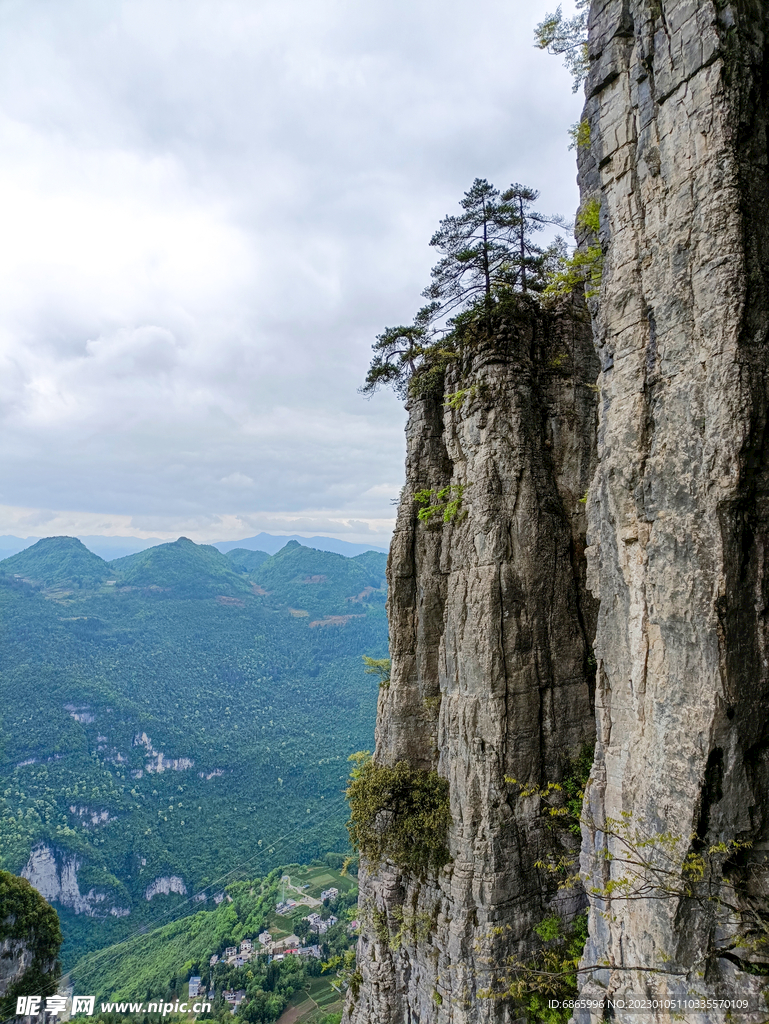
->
[320,888,338,902]
[257,930,272,946]
[240,939,253,953]
[224,946,237,959]
[303,910,338,934]
[188,978,202,998]
[209,954,219,966]
[223,990,246,1010]
[297,945,322,959]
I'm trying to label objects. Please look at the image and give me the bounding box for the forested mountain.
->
[1,537,113,590]
[0,537,387,968]
[109,537,252,595]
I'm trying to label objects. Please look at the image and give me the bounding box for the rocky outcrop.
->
[144,876,187,900]
[0,870,61,1014]
[21,844,123,918]
[575,1,769,1019]
[344,300,599,1023]
[133,733,194,773]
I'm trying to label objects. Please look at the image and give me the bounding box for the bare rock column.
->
[576,1,769,1017]
[344,301,599,1024]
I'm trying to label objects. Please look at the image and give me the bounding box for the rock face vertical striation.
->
[576,1,769,1018]
[344,301,599,1024]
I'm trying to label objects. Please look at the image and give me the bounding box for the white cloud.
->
[0,504,396,548]
[220,473,255,488]
[0,0,584,541]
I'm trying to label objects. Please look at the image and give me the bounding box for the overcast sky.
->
[0,0,583,548]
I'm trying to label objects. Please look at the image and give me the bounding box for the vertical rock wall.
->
[577,1,769,1018]
[344,302,599,1024]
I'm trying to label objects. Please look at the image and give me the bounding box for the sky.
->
[0,0,584,549]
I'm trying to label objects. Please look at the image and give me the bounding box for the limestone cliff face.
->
[21,843,128,918]
[576,1,769,1018]
[344,301,599,1023]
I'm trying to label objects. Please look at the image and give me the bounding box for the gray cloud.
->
[0,0,583,543]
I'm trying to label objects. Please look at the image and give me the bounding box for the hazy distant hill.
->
[0,530,388,562]
[251,541,386,616]
[225,547,271,573]
[215,533,387,557]
[0,536,387,969]
[0,536,112,590]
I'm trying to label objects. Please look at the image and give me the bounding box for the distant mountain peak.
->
[0,536,110,590]
[108,537,251,597]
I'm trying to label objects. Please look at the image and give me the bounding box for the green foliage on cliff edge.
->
[0,871,62,1017]
[534,1,589,91]
[543,199,603,301]
[345,753,451,872]
[361,178,564,401]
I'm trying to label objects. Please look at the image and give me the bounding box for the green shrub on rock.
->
[345,753,451,872]
[0,870,62,1018]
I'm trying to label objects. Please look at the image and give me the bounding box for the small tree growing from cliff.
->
[479,761,769,1019]
[362,655,391,687]
[534,1,590,91]
[362,178,564,398]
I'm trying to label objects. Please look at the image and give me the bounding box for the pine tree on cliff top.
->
[362,178,559,398]
[534,1,590,91]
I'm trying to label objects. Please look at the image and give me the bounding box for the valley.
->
[0,536,387,969]
[68,858,359,1024]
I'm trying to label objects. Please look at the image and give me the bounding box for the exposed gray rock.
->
[575,1,769,1019]
[144,875,187,900]
[21,843,124,918]
[0,936,35,1000]
[344,300,599,1023]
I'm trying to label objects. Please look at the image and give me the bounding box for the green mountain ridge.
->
[108,537,252,596]
[251,541,386,616]
[0,536,388,971]
[0,537,112,590]
[225,548,271,573]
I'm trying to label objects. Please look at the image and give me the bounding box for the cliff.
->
[0,870,62,1018]
[347,3,769,1019]
[575,1,769,1018]
[344,299,600,1023]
